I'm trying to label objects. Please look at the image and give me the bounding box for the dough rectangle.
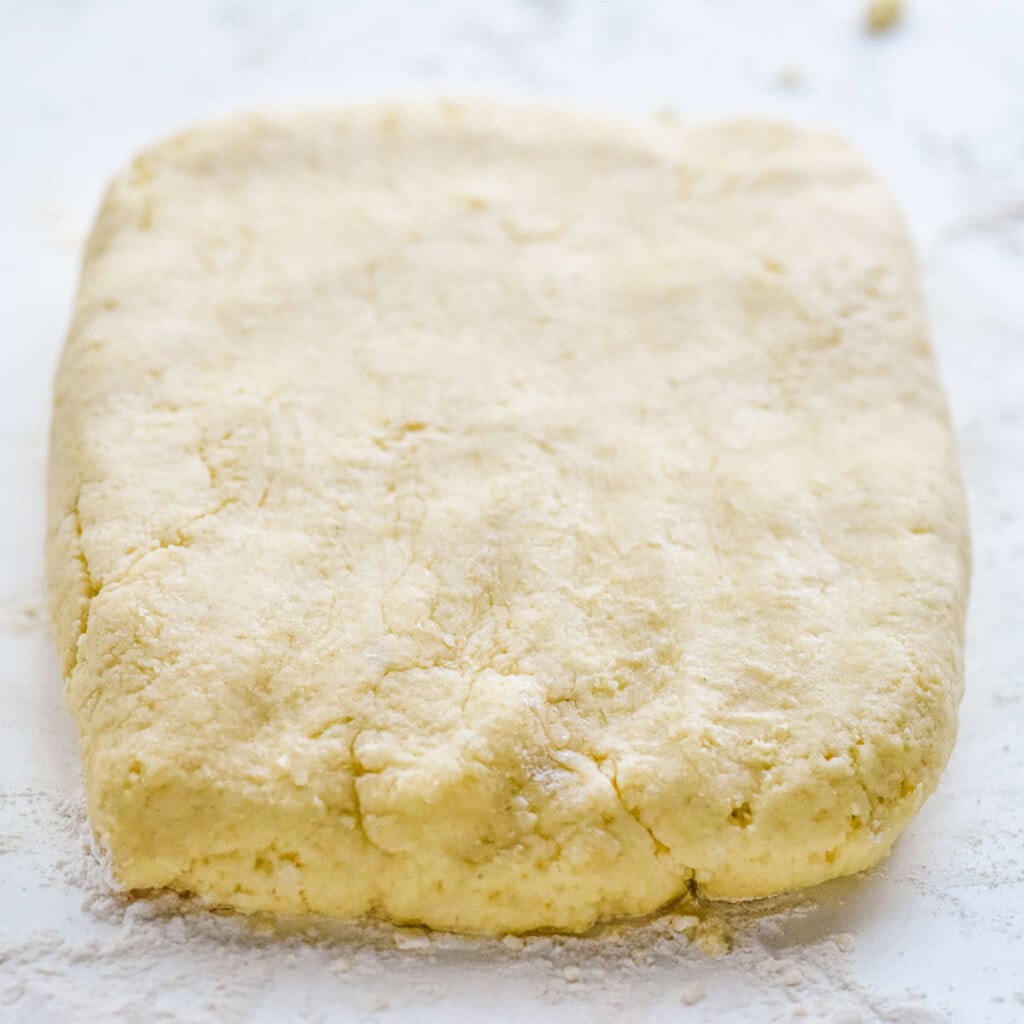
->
[47,103,969,933]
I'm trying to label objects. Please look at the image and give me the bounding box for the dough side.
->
[47,102,970,933]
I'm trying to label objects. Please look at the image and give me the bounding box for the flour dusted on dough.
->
[46,102,969,934]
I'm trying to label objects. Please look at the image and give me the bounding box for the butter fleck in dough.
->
[47,103,970,934]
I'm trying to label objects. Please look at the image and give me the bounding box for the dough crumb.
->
[680,980,706,1005]
[670,914,701,936]
[775,65,804,89]
[865,0,902,34]
[783,966,804,986]
[393,929,432,951]
[694,919,733,957]
[0,583,47,637]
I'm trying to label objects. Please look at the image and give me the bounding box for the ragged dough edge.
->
[79,736,694,935]
[46,100,971,933]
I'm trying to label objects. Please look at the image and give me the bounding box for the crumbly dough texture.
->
[47,102,970,934]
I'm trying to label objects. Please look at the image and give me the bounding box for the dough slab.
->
[46,103,970,934]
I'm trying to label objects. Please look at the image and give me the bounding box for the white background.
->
[1,1,1022,1021]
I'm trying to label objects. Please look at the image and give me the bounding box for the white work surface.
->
[2,2,1022,1021]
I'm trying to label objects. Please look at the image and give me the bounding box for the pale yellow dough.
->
[47,103,970,934]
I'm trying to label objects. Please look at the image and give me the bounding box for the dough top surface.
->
[48,103,969,932]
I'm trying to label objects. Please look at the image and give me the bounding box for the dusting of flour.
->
[6,1,1024,1021]
[0,790,948,1023]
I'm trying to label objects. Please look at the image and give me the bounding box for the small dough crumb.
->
[393,930,432,951]
[694,921,733,957]
[670,914,701,935]
[775,65,804,89]
[865,0,903,34]
[680,980,706,1005]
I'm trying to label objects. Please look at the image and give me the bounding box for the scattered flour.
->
[5,3,1023,1023]
[0,790,953,1023]
[0,580,48,638]
[775,65,805,89]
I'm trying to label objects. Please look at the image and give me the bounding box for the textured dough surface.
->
[47,103,970,934]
